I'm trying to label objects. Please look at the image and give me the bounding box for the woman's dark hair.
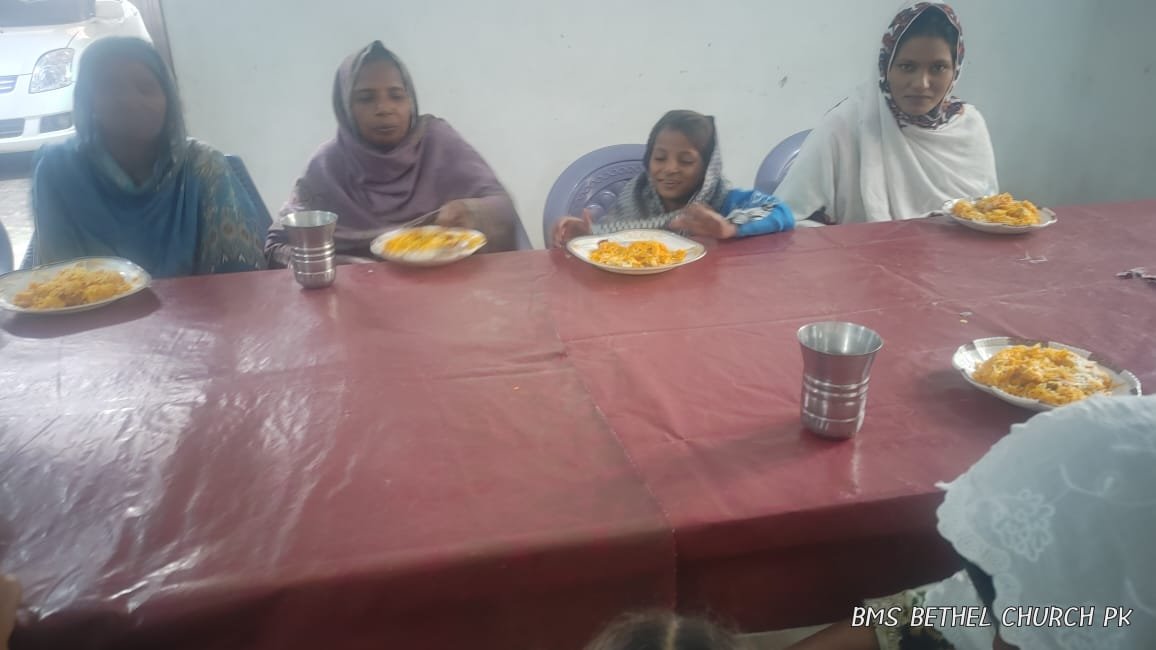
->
[584,611,746,650]
[644,110,716,166]
[897,7,959,64]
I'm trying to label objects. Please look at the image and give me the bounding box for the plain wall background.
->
[160,0,1156,246]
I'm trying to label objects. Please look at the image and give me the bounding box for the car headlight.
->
[30,49,75,94]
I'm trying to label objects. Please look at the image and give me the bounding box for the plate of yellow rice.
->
[370,226,487,267]
[0,257,151,314]
[566,230,706,275]
[951,337,1141,411]
[943,193,1056,234]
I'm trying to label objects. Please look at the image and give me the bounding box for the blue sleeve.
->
[721,189,795,238]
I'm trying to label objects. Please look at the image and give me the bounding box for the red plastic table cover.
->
[546,200,1155,630]
[2,200,1153,648]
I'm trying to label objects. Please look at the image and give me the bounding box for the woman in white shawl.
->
[789,395,1156,650]
[775,3,998,225]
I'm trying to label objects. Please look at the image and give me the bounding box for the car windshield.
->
[0,0,95,27]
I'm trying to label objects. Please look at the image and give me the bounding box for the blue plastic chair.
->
[542,144,645,244]
[0,221,12,274]
[754,129,811,195]
[225,155,273,231]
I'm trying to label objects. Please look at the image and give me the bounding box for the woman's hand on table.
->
[552,209,593,247]
[670,203,737,239]
[433,200,475,229]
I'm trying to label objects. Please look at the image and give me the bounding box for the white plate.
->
[0,257,152,315]
[370,226,487,267]
[566,230,706,275]
[941,198,1057,234]
[951,337,1142,411]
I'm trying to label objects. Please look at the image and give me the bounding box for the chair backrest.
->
[225,154,273,230]
[0,221,12,274]
[542,144,645,244]
[754,129,811,196]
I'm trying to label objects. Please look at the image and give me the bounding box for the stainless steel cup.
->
[797,321,884,439]
[283,211,338,289]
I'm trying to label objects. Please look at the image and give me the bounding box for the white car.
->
[0,0,151,154]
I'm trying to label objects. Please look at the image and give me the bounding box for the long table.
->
[3,201,1153,649]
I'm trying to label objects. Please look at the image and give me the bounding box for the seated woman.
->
[267,41,519,265]
[552,110,793,247]
[789,395,1155,650]
[28,37,267,277]
[774,3,997,226]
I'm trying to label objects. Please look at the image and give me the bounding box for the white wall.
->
[160,0,1156,247]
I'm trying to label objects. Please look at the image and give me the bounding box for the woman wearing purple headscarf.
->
[266,41,519,265]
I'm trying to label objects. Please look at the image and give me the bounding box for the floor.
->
[0,152,34,266]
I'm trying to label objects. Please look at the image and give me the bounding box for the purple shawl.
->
[268,41,516,262]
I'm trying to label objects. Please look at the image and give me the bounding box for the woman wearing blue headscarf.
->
[27,37,267,277]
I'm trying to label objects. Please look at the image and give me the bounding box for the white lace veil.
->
[932,395,1156,650]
